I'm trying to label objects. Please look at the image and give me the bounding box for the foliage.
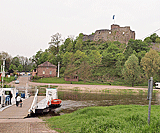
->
[3,76,15,83]
[9,64,17,71]
[141,49,160,79]
[18,64,23,72]
[47,105,160,133]
[155,38,160,43]
[122,54,141,87]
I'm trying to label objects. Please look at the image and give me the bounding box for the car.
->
[15,80,19,84]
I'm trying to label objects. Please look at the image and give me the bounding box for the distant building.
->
[83,24,135,44]
[37,61,57,78]
[64,75,79,82]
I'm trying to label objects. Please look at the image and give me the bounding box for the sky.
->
[0,0,160,58]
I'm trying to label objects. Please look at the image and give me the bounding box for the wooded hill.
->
[31,33,160,86]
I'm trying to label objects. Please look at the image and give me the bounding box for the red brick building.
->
[37,61,57,78]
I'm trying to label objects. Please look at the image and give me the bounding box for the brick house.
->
[37,61,57,78]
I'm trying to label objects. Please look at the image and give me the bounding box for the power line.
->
[141,28,160,40]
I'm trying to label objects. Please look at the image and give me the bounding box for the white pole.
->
[2,59,5,88]
[57,62,60,78]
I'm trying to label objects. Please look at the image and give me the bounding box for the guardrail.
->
[28,89,38,114]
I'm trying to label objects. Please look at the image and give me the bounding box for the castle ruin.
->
[83,24,135,44]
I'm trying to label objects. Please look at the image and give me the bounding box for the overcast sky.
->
[0,0,160,58]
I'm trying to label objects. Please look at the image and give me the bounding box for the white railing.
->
[0,88,4,108]
[29,89,38,113]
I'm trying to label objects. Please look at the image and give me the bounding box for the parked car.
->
[15,80,19,84]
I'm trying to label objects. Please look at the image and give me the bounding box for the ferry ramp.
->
[0,96,45,119]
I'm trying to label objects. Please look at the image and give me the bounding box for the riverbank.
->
[47,105,160,133]
[29,81,160,93]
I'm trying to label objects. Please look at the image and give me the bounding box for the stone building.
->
[37,61,57,78]
[83,24,135,44]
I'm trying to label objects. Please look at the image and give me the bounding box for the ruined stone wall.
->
[83,24,135,44]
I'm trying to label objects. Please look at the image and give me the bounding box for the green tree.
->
[144,37,152,44]
[62,52,74,67]
[74,50,88,67]
[127,39,150,53]
[32,49,43,67]
[11,56,20,68]
[75,39,83,51]
[102,43,120,66]
[18,64,23,72]
[150,33,158,43]
[141,49,160,79]
[78,61,91,82]
[9,64,17,71]
[155,38,160,43]
[122,54,141,87]
[88,50,102,67]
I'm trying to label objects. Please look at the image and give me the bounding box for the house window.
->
[43,71,45,74]
[50,71,52,74]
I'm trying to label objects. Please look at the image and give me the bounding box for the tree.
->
[12,56,20,68]
[48,33,63,54]
[9,64,17,71]
[122,54,141,87]
[18,64,23,72]
[88,50,102,67]
[155,38,160,43]
[144,37,152,44]
[102,43,120,66]
[141,49,160,79]
[127,39,150,53]
[150,33,158,43]
[32,49,43,67]
[78,61,91,82]
[62,52,74,67]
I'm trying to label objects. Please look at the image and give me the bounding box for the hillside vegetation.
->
[31,33,160,86]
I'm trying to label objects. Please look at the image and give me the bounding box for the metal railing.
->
[29,89,38,113]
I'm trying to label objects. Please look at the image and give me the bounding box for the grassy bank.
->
[33,77,142,86]
[47,105,160,133]
[33,77,114,85]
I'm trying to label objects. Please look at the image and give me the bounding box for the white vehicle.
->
[15,80,19,84]
[155,82,160,89]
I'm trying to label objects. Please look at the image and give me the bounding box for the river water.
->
[55,90,160,114]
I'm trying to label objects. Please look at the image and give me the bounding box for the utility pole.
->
[1,58,6,88]
[0,58,5,108]
[57,62,60,78]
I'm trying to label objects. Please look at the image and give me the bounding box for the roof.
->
[38,61,56,67]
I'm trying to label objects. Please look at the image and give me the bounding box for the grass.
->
[47,105,160,133]
[3,76,15,83]
[32,77,151,87]
[33,77,115,85]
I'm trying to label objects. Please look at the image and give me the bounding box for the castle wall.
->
[83,24,135,44]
